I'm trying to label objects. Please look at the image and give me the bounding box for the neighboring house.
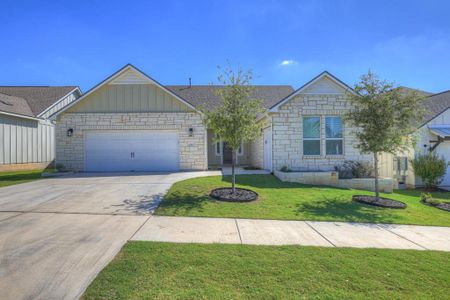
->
[380,90,450,190]
[53,64,373,173]
[0,86,81,171]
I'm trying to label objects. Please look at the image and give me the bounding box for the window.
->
[303,117,321,155]
[325,116,343,155]
[215,134,221,155]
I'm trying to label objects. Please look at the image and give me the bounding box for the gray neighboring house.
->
[0,86,81,171]
[53,64,373,173]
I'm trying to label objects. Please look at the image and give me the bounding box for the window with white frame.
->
[303,116,321,155]
[325,116,343,155]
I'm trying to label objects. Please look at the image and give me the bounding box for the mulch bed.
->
[210,187,258,202]
[422,199,450,212]
[352,195,407,209]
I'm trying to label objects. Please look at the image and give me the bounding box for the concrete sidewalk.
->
[132,216,450,251]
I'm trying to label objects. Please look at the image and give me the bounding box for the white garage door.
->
[84,130,179,172]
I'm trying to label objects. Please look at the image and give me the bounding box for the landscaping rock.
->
[210,188,258,202]
[352,195,407,209]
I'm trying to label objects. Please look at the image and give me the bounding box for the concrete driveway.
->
[0,171,219,300]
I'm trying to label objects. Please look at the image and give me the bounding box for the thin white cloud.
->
[280,59,296,66]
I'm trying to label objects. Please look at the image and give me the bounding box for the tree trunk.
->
[374,152,380,200]
[231,149,236,194]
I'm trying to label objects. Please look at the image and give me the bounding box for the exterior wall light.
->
[67,128,74,137]
[189,128,194,137]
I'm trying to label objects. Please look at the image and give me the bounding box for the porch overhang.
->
[428,125,450,151]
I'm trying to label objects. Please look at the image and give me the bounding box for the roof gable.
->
[419,90,450,128]
[269,71,356,112]
[109,69,155,85]
[53,64,199,117]
[0,86,79,116]
[301,76,348,94]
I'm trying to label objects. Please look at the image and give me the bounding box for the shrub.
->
[411,153,447,189]
[55,163,66,171]
[420,192,433,202]
[335,160,373,179]
[280,165,292,173]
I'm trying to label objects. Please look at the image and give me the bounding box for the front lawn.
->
[0,169,48,188]
[83,242,450,299]
[155,175,450,227]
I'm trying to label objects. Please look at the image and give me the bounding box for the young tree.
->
[345,71,424,199]
[201,66,264,193]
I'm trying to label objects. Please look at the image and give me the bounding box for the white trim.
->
[51,64,201,119]
[419,107,450,129]
[37,87,81,118]
[0,110,41,121]
[269,71,356,112]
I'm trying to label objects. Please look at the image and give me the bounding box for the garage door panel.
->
[84,131,179,172]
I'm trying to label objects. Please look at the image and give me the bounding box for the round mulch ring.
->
[210,187,258,202]
[352,195,407,209]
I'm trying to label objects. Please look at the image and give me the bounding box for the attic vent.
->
[0,100,13,106]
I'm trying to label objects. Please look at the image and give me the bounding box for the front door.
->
[223,142,233,164]
[263,127,272,171]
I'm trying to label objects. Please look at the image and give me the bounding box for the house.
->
[0,86,81,171]
[379,90,450,190]
[53,64,374,174]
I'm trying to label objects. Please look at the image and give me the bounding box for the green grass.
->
[0,169,50,187]
[83,242,450,299]
[155,175,450,227]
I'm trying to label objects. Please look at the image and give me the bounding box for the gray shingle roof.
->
[421,90,450,126]
[397,86,433,97]
[166,85,294,111]
[0,86,77,117]
[0,92,34,117]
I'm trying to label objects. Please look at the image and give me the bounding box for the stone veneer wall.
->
[56,112,207,171]
[272,94,373,171]
[250,133,264,169]
[274,170,393,193]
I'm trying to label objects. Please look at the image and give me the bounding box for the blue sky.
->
[1,0,449,93]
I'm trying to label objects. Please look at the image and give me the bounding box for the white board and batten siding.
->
[39,91,80,119]
[302,76,347,94]
[0,114,54,165]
